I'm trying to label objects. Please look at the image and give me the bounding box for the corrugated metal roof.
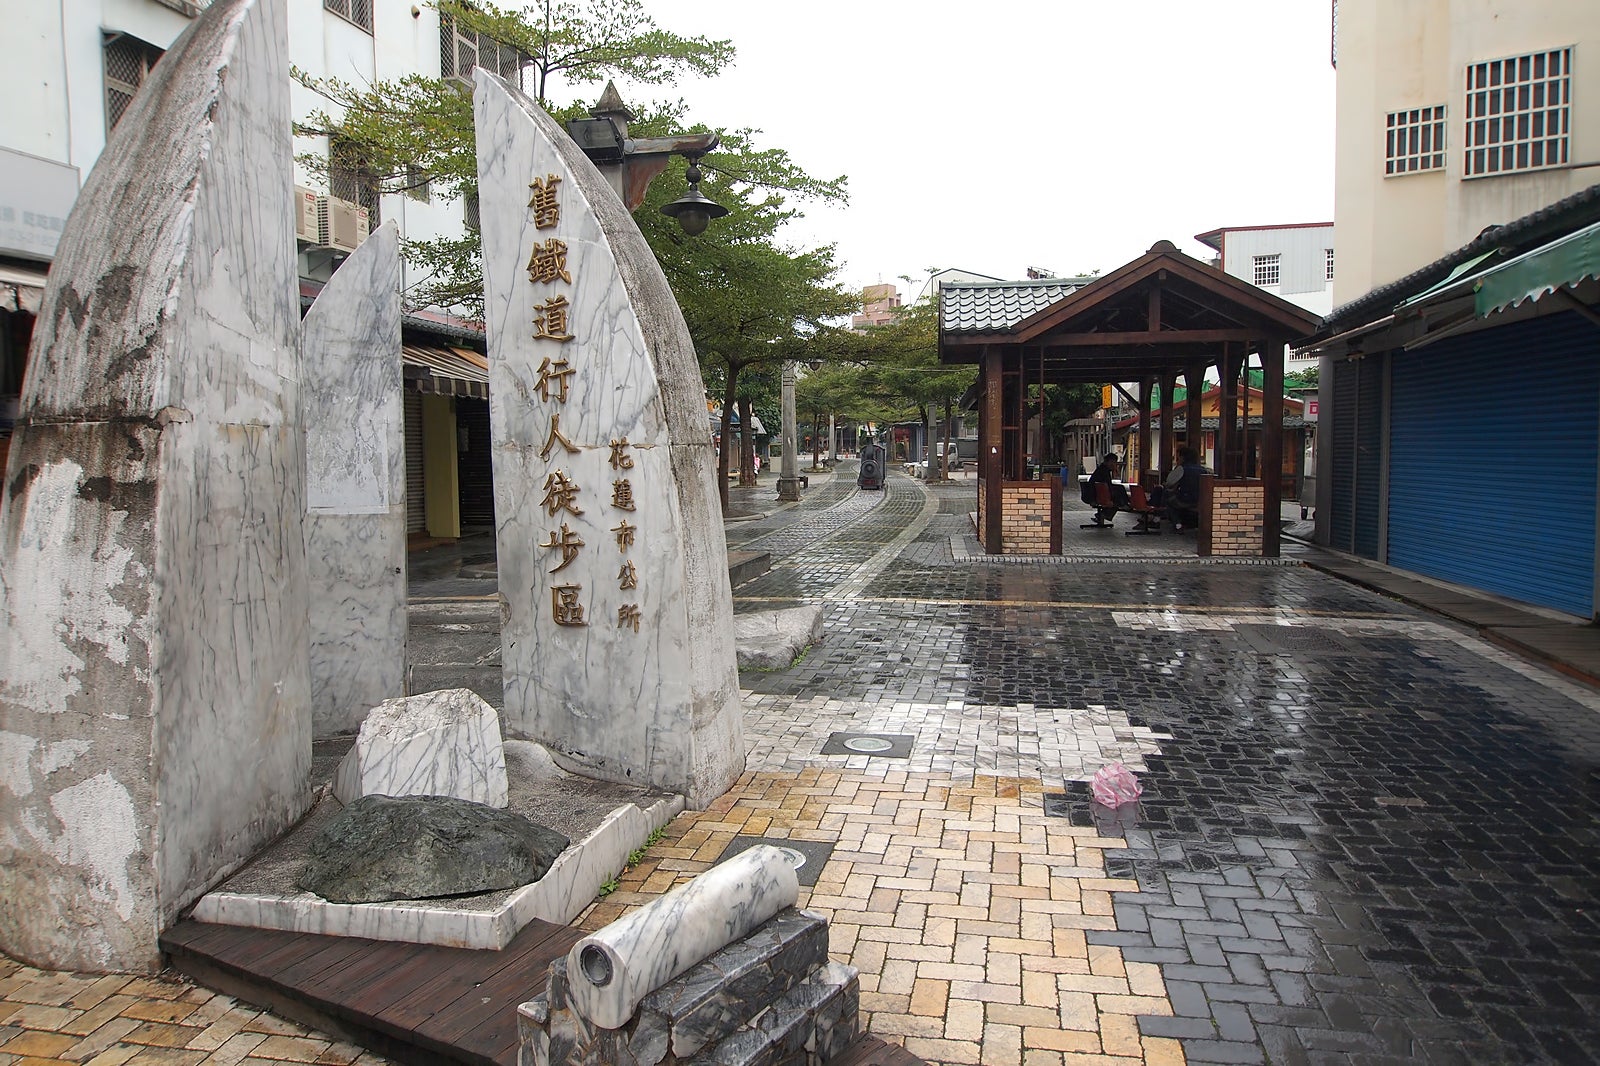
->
[939,277,1095,333]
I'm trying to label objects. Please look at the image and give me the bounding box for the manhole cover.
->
[820,732,914,759]
[1235,624,1357,656]
[717,836,834,886]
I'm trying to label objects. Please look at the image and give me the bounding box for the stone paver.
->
[10,461,1600,1066]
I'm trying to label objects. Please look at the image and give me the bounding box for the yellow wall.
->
[421,393,460,539]
[1334,0,1600,302]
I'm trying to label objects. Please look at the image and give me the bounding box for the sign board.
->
[1306,399,1319,423]
[0,148,81,261]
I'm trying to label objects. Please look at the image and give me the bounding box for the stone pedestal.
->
[472,72,744,809]
[0,0,309,972]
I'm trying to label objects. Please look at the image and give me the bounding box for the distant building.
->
[852,283,902,329]
[915,267,1001,305]
[1193,224,1336,326]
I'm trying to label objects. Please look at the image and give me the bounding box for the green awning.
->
[1394,249,1502,311]
[1472,219,1600,316]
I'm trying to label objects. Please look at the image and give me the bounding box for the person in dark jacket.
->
[1083,453,1129,525]
[1167,445,1208,532]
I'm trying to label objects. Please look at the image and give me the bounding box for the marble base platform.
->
[190,739,681,949]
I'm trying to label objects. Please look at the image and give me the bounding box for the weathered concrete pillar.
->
[0,0,309,972]
[473,72,744,809]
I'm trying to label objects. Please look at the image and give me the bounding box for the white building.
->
[1194,223,1336,320]
[1,0,515,536]
[1332,0,1600,302]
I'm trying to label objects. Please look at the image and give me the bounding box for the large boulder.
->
[334,688,509,807]
[297,794,569,904]
[734,606,825,670]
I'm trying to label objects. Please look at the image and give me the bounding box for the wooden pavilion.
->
[938,241,1321,556]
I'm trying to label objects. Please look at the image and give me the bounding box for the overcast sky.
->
[609,0,1337,301]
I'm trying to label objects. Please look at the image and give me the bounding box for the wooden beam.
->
[1043,329,1261,346]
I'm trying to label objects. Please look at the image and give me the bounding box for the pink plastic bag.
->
[1090,762,1143,808]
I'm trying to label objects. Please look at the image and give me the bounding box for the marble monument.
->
[302,221,407,736]
[472,71,744,809]
[0,0,310,972]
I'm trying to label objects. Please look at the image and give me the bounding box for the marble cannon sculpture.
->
[521,846,860,1065]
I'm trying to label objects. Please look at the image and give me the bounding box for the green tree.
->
[849,299,975,479]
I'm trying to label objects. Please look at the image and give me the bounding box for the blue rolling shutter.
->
[1388,311,1598,618]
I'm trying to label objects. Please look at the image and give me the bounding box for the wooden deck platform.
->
[162,920,924,1066]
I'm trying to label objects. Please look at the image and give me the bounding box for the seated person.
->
[1082,453,1129,524]
[1166,445,1208,531]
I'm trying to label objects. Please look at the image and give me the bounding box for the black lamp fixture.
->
[659,150,729,237]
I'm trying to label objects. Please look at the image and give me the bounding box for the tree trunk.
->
[738,396,756,487]
[941,397,954,480]
[811,410,823,470]
[920,406,933,480]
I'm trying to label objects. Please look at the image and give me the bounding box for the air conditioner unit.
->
[317,195,369,253]
[293,186,320,243]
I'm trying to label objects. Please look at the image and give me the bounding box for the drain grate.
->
[717,836,835,887]
[1235,623,1358,656]
[820,732,914,759]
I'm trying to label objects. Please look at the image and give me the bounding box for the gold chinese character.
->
[611,519,636,551]
[539,522,585,573]
[617,604,641,632]
[541,470,584,517]
[539,412,579,459]
[528,174,562,229]
[534,295,575,342]
[618,560,638,589]
[551,584,587,627]
[612,478,637,511]
[526,238,572,285]
[608,437,635,470]
[534,355,576,404]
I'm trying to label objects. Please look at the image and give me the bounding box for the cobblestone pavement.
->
[599,465,1600,1065]
[10,463,1600,1066]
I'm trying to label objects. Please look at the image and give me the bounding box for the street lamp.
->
[566,82,728,236]
[659,152,729,236]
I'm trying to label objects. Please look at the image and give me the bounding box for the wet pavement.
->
[8,461,1600,1065]
[691,464,1600,1063]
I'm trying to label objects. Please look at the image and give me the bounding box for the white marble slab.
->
[0,0,309,974]
[192,793,683,948]
[473,71,744,812]
[303,222,407,736]
[333,687,508,807]
[564,844,800,1029]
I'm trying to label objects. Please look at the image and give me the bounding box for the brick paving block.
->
[123,1021,203,1049]
[0,1030,77,1058]
[251,1035,333,1063]
[63,1016,141,1061]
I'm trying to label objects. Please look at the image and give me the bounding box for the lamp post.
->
[777,362,801,501]
[566,82,728,235]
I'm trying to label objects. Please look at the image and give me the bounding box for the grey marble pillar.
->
[472,72,744,810]
[303,222,407,736]
[0,0,310,972]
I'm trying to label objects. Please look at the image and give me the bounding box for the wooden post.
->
[1262,338,1284,557]
[1137,376,1153,485]
[982,346,1004,554]
[1215,345,1235,478]
[1185,361,1206,458]
[1159,370,1177,482]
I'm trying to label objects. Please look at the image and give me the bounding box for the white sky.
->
[607,0,1337,301]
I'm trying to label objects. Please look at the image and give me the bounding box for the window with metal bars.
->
[439,11,524,89]
[329,138,381,226]
[323,0,373,33]
[1385,105,1446,175]
[1464,47,1571,178]
[1325,248,1335,282]
[464,190,480,232]
[104,35,164,134]
[405,164,431,203]
[1253,254,1281,288]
